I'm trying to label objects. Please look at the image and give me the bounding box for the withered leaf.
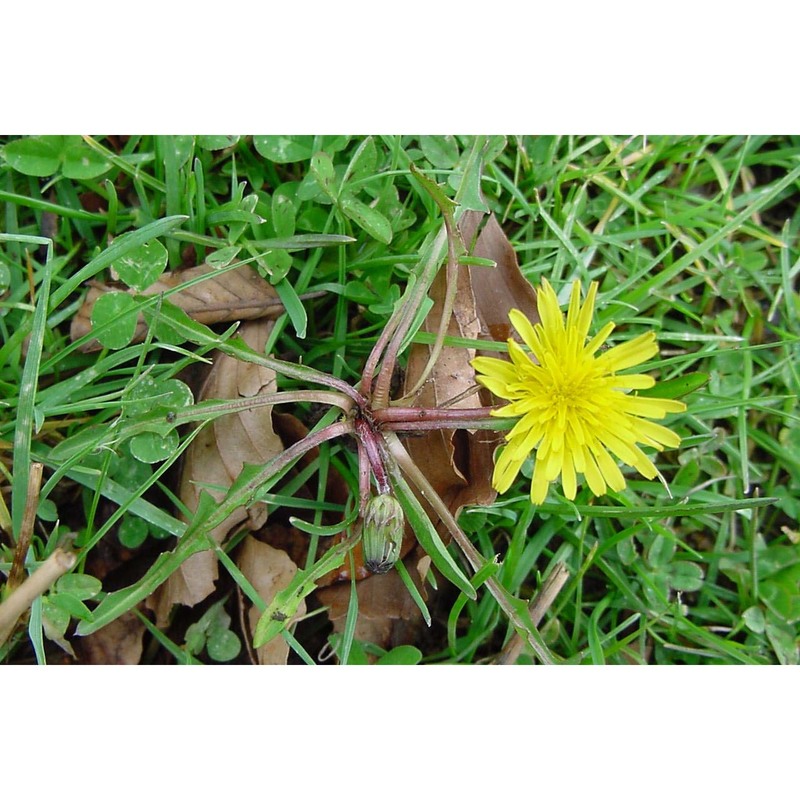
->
[403,237,498,516]
[146,319,284,624]
[74,610,145,665]
[459,210,539,345]
[238,536,306,665]
[402,212,538,535]
[70,262,284,351]
[316,547,429,657]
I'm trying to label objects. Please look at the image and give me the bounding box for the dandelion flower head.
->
[471,279,687,504]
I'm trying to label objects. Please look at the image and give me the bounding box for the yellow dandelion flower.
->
[472,278,687,504]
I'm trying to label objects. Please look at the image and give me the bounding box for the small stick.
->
[0,548,77,647]
[494,562,570,665]
[7,462,44,592]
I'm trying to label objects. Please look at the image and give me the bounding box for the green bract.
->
[361,494,404,574]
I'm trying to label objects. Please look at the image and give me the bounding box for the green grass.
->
[1,134,798,665]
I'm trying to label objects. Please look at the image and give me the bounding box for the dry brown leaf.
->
[75,610,145,665]
[316,547,429,657]
[146,319,284,625]
[402,235,498,516]
[237,536,305,665]
[459,211,539,345]
[401,212,538,535]
[70,262,284,351]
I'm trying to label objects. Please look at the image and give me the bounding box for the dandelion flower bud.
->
[362,494,404,575]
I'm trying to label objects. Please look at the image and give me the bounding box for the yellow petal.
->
[507,339,536,372]
[608,374,655,390]
[530,461,550,504]
[582,448,607,496]
[561,449,577,500]
[592,444,627,492]
[542,446,563,481]
[493,444,525,493]
[631,417,682,449]
[598,332,658,372]
[508,309,540,355]
[585,321,615,356]
[576,281,599,340]
[616,394,687,419]
[471,356,518,383]
[566,280,583,331]
[536,278,565,340]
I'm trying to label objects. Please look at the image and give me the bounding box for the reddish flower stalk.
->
[352,412,391,495]
[372,405,502,428]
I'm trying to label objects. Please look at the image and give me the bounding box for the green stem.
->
[367,225,448,408]
[169,389,353,423]
[373,405,510,429]
[383,431,555,665]
[215,339,365,407]
[399,164,466,402]
[380,418,511,432]
[113,389,353,455]
[77,419,353,635]
[142,302,366,407]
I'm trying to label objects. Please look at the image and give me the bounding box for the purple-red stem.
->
[373,406,501,425]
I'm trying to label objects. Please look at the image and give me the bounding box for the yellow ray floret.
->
[472,279,687,504]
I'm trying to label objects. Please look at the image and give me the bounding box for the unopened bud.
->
[362,494,404,575]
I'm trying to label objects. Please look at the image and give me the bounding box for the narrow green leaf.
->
[252,233,355,250]
[587,597,610,665]
[289,502,358,536]
[376,645,423,665]
[271,189,296,239]
[253,535,358,647]
[311,151,338,200]
[48,592,93,622]
[639,372,708,400]
[11,247,51,539]
[542,495,778,519]
[274,277,308,338]
[394,559,432,627]
[76,499,215,636]
[51,215,188,309]
[340,193,393,244]
[391,473,477,600]
[343,136,377,183]
[409,163,458,218]
[451,136,489,213]
[205,245,241,269]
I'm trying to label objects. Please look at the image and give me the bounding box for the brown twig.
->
[7,462,44,592]
[494,562,570,665]
[0,548,77,647]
